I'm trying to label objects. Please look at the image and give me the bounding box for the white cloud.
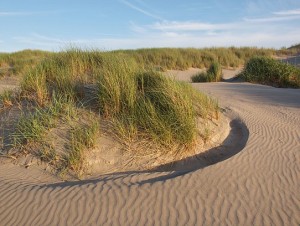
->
[273,8,300,15]
[244,15,300,22]
[11,26,300,52]
[129,22,147,34]
[123,31,300,49]
[0,11,33,16]
[31,34,66,44]
[13,34,65,47]
[7,6,300,52]
[0,10,70,17]
[150,21,238,31]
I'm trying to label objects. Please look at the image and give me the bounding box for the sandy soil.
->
[164,67,205,82]
[165,67,243,82]
[0,76,19,92]
[0,69,299,225]
[85,113,232,175]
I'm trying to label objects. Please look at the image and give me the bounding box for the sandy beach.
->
[0,69,299,225]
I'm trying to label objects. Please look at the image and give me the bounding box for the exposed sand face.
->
[0,69,300,225]
[164,67,243,82]
[222,68,243,80]
[164,67,205,82]
[85,113,233,175]
[0,76,19,93]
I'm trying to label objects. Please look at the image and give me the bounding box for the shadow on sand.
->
[137,117,249,184]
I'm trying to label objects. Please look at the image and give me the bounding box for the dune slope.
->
[0,78,299,225]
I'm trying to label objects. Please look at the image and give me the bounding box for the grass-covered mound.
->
[0,50,51,77]
[1,49,219,176]
[191,62,222,83]
[239,56,300,88]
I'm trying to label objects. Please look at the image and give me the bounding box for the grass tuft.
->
[96,67,218,151]
[191,61,222,83]
[65,122,99,175]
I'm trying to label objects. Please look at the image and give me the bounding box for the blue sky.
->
[1,0,300,52]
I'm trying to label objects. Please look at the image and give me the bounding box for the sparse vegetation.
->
[239,56,300,88]
[10,94,100,176]
[13,96,74,146]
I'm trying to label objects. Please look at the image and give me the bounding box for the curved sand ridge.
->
[1,70,300,225]
[85,111,247,174]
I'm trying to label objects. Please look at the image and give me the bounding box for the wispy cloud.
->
[13,33,67,48]
[0,11,34,16]
[125,10,300,49]
[13,33,130,49]
[244,15,300,23]
[0,10,69,17]
[273,8,300,15]
[31,33,66,43]
[150,21,238,31]
[129,21,147,34]
[119,0,163,20]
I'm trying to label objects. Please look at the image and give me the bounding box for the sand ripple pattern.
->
[0,82,299,226]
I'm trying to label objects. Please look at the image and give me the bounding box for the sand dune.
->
[0,70,299,225]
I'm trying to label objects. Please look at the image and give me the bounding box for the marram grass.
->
[7,48,220,176]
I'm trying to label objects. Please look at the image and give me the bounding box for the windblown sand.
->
[0,70,299,225]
